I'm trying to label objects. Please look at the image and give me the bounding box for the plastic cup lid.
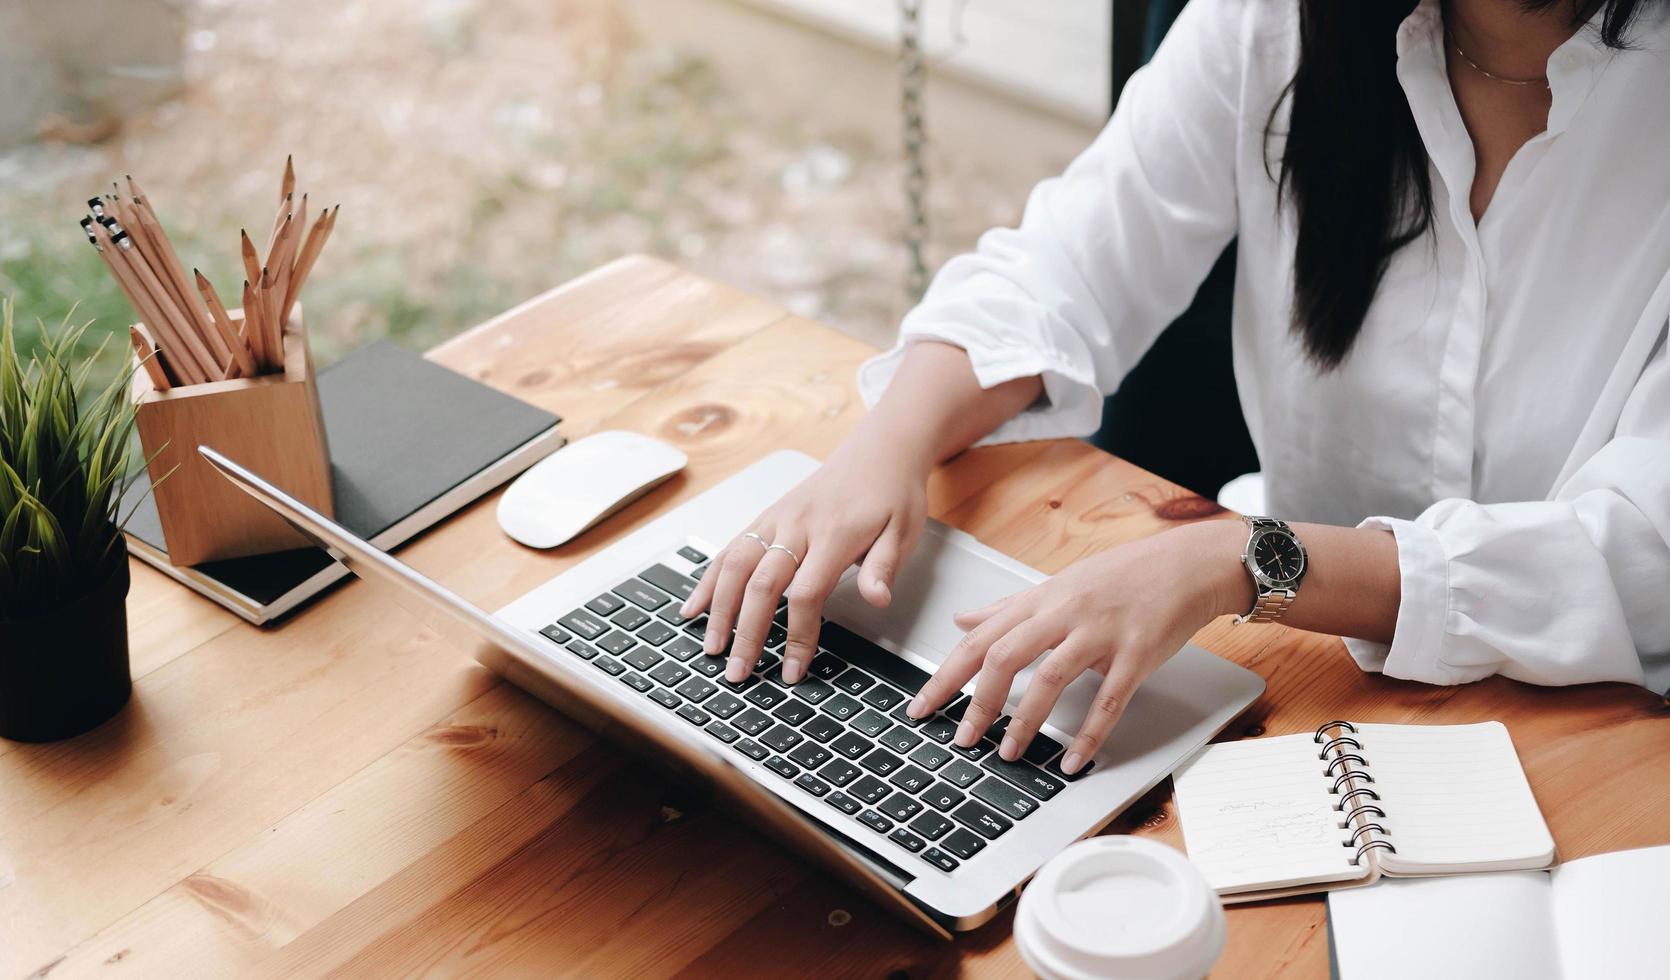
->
[1014,835,1226,980]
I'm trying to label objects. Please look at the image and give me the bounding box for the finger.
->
[952,592,1016,630]
[726,539,805,682]
[957,615,1065,747]
[999,632,1100,762]
[682,527,761,618]
[908,598,1031,719]
[781,544,850,684]
[699,529,771,656]
[856,516,918,607]
[1062,667,1140,775]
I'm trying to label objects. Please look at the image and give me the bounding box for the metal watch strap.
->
[1237,517,1298,625]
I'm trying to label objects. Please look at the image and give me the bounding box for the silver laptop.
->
[202,445,1264,937]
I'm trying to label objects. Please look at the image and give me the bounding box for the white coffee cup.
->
[1014,835,1226,980]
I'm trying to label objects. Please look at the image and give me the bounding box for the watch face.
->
[1253,530,1304,584]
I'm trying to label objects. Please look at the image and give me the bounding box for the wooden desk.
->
[4,257,1665,978]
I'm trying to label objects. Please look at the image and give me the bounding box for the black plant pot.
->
[0,538,133,742]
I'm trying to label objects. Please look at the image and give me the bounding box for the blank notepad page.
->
[1358,722,1555,874]
[1173,734,1364,893]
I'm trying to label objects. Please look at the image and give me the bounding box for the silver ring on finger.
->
[742,531,770,550]
[765,543,802,568]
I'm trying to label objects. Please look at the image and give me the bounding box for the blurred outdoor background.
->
[0,0,1108,383]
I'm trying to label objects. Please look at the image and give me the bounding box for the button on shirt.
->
[857,0,1670,692]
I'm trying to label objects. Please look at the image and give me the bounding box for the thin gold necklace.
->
[1448,31,1551,88]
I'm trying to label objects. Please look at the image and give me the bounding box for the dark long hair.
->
[1272,0,1653,369]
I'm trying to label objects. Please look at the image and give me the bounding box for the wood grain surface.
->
[3,256,1665,979]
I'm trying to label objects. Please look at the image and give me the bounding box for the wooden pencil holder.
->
[133,306,333,566]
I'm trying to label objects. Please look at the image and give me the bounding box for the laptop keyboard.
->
[535,545,1094,876]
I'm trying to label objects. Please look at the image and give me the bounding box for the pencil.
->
[127,178,228,372]
[281,154,295,204]
[93,219,209,384]
[284,203,337,323]
[195,268,257,378]
[129,325,172,390]
[242,278,267,372]
[109,192,196,343]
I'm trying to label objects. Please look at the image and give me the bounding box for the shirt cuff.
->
[1341,515,1454,684]
[856,326,1103,447]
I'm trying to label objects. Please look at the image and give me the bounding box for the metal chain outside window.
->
[898,0,930,302]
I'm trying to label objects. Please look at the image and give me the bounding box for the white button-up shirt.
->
[858,0,1670,693]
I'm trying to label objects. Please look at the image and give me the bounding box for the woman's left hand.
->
[906,519,1249,775]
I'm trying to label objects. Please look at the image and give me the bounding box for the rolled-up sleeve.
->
[1345,340,1670,693]
[857,0,1249,446]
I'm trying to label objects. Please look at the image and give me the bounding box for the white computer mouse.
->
[497,429,688,549]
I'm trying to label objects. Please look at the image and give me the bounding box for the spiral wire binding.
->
[1314,720,1397,866]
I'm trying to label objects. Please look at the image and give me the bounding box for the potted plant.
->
[0,299,152,741]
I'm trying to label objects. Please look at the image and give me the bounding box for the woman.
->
[681,0,1670,777]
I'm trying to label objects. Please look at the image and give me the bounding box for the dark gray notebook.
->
[124,341,563,622]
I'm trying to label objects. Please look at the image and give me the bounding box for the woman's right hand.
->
[678,430,930,684]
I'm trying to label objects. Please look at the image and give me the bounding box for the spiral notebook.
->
[1172,721,1555,902]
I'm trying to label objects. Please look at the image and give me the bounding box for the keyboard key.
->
[982,756,1065,801]
[825,791,862,815]
[889,702,928,728]
[640,563,698,601]
[648,661,691,688]
[662,636,703,661]
[831,669,876,696]
[677,545,708,564]
[771,698,816,726]
[567,641,600,661]
[763,756,800,779]
[922,847,960,872]
[676,677,717,703]
[808,652,847,681]
[818,622,934,693]
[791,677,835,705]
[909,742,952,770]
[943,695,971,721]
[987,716,1012,743]
[862,685,907,712]
[622,645,662,672]
[909,811,954,841]
[647,688,682,710]
[744,683,789,711]
[611,607,651,631]
[690,564,707,581]
[755,652,782,675]
[587,593,626,616]
[951,800,1014,840]
[1045,754,1097,781]
[830,732,873,760]
[705,721,739,743]
[760,724,804,753]
[819,759,861,787]
[821,693,863,722]
[850,775,891,805]
[732,708,773,736]
[538,624,572,645]
[655,604,691,626]
[734,739,770,761]
[794,772,830,796]
[921,716,958,744]
[681,615,711,641]
[857,810,894,834]
[940,829,987,860]
[688,655,724,678]
[879,792,922,822]
[676,703,711,726]
[612,578,672,611]
[973,776,1041,820]
[941,760,983,789]
[799,714,843,743]
[705,691,744,719]
[888,764,934,795]
[592,655,626,676]
[921,782,966,812]
[788,742,832,770]
[557,609,608,640]
[879,725,923,754]
[851,709,892,739]
[952,738,998,763]
[719,672,759,693]
[764,623,788,649]
[596,630,636,656]
[859,748,906,778]
[888,827,927,853]
[619,671,654,693]
[636,621,678,646]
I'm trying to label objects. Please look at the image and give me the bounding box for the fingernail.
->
[1061,751,1084,775]
[906,695,927,719]
[954,721,975,747]
[874,581,892,603]
[1000,735,1017,761]
[782,660,802,684]
[725,657,747,682]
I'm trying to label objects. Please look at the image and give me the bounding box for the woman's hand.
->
[679,431,930,685]
[907,519,1249,775]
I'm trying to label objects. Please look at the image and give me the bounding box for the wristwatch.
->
[1235,516,1307,625]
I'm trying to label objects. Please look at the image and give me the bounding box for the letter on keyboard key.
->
[830,732,872,760]
[799,715,842,743]
[771,698,816,726]
[921,782,966,812]
[941,759,983,789]
[859,747,905,777]
[888,764,934,795]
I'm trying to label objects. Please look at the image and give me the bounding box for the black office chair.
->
[1090,0,1257,499]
